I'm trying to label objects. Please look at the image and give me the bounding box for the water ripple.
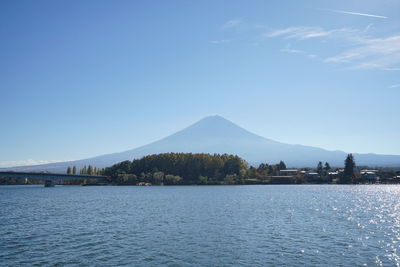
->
[1,185,400,266]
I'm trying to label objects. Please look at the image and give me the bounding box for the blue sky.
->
[1,0,400,167]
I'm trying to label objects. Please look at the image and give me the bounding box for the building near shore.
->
[278,169,299,176]
[361,170,378,181]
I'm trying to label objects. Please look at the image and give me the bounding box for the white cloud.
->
[325,9,387,19]
[325,35,400,70]
[222,19,242,29]
[263,26,345,40]
[264,24,400,71]
[389,84,400,88]
[264,27,301,38]
[0,159,65,168]
[383,67,400,71]
[209,39,231,44]
[364,23,374,32]
[280,48,305,54]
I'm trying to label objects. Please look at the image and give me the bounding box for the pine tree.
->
[67,166,72,174]
[81,165,87,175]
[316,161,323,176]
[72,166,76,175]
[341,154,355,184]
[324,162,331,172]
[324,162,331,176]
[278,161,286,170]
[87,165,93,176]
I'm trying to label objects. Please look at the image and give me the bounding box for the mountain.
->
[3,115,400,172]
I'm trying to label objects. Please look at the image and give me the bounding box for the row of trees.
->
[2,153,398,185]
[311,154,357,184]
[316,161,331,176]
[66,166,77,175]
[66,165,105,176]
[103,152,360,185]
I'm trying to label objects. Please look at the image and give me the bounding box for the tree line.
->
[66,165,105,176]
[1,152,397,185]
[103,153,249,185]
[101,152,388,185]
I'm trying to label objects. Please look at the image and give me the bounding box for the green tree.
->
[223,174,237,184]
[81,166,87,175]
[198,175,209,185]
[323,162,331,176]
[278,161,286,170]
[341,154,355,184]
[165,174,182,185]
[67,166,72,175]
[87,165,93,175]
[152,171,164,185]
[316,161,323,176]
[117,173,137,185]
[268,165,274,175]
[72,166,76,175]
[324,162,331,173]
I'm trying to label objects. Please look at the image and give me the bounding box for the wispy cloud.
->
[264,27,332,39]
[0,159,65,168]
[280,43,306,54]
[325,35,400,70]
[364,23,374,32]
[263,26,355,40]
[264,24,400,71]
[209,39,231,44]
[382,67,400,71]
[389,84,400,88]
[325,9,388,19]
[280,48,305,54]
[222,19,242,29]
[216,17,400,71]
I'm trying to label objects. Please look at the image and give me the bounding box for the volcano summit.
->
[4,115,400,172]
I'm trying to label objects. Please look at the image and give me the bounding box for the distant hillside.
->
[3,115,400,173]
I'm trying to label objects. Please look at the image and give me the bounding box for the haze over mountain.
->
[4,115,400,173]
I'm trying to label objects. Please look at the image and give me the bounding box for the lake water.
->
[0,185,399,266]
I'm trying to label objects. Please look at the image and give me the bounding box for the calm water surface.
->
[1,185,399,266]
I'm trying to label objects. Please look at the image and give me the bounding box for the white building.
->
[278,169,299,176]
[361,170,378,180]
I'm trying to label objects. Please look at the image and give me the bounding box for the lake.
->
[0,185,399,266]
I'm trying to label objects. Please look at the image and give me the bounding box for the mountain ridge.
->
[3,115,400,172]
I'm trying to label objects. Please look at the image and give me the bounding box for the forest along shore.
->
[2,153,399,186]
